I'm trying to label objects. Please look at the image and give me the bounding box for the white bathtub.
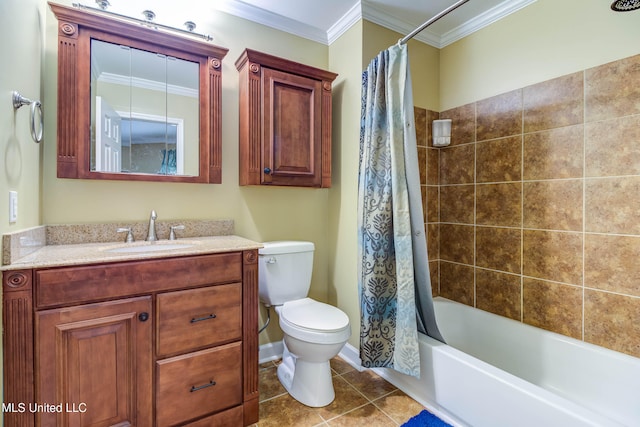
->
[374,297,640,427]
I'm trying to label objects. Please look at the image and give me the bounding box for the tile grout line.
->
[258,391,289,404]
[338,370,410,425]
[324,371,403,425]
[581,69,587,342]
[258,360,423,426]
[369,393,410,426]
[520,90,525,323]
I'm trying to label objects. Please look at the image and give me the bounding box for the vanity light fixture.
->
[141,9,157,30]
[95,0,110,10]
[432,119,452,147]
[142,9,156,22]
[73,3,213,41]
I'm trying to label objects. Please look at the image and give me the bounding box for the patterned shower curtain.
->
[358,43,443,377]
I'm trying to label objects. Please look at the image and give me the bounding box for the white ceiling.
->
[95,0,537,48]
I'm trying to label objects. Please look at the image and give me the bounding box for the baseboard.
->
[338,342,366,372]
[258,340,365,372]
[258,341,284,364]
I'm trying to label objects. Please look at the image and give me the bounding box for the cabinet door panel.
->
[36,297,152,427]
[263,68,322,186]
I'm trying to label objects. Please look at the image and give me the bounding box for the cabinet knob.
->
[138,312,149,322]
[264,167,271,174]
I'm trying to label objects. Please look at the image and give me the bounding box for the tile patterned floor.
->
[254,357,426,426]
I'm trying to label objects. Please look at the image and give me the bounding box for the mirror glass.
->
[90,39,199,176]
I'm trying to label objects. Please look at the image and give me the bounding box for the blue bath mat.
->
[402,409,453,427]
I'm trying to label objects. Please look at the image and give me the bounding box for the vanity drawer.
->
[156,343,242,427]
[35,252,242,308]
[156,283,242,357]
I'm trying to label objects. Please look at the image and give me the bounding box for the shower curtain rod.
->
[399,0,471,44]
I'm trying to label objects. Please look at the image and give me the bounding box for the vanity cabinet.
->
[2,250,259,427]
[236,49,337,188]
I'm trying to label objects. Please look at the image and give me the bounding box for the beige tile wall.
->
[416,53,640,358]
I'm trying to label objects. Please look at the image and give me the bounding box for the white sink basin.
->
[104,242,195,254]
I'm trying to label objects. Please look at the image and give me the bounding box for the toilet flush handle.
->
[266,257,277,264]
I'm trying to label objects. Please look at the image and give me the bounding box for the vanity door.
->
[36,297,153,427]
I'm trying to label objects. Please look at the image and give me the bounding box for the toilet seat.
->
[277,298,351,344]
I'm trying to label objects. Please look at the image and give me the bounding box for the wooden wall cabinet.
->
[2,251,259,427]
[236,49,337,188]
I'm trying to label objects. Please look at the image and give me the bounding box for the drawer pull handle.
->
[191,314,217,323]
[190,380,216,392]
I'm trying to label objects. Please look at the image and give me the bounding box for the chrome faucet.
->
[145,210,158,241]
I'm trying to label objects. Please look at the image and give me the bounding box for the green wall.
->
[0,0,43,235]
[327,22,363,349]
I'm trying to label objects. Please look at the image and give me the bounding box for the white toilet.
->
[258,241,351,407]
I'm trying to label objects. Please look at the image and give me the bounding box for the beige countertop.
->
[2,220,262,270]
[1,235,262,270]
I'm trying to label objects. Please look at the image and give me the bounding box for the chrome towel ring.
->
[12,91,43,143]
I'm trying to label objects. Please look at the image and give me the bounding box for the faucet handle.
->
[117,227,135,243]
[169,225,185,241]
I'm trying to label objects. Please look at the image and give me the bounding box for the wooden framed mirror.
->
[49,2,228,183]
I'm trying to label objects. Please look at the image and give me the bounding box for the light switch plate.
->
[9,191,17,223]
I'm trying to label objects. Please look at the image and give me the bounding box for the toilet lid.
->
[280,298,350,333]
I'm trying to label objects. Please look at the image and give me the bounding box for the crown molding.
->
[361,0,537,48]
[327,2,362,45]
[439,0,537,47]
[215,0,328,44]
[361,3,440,47]
[219,0,536,48]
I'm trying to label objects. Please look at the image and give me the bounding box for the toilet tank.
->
[258,241,314,306]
